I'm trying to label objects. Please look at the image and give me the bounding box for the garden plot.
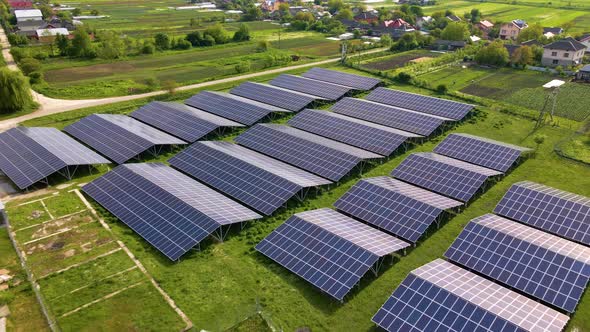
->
[5,190,188,331]
[361,50,441,72]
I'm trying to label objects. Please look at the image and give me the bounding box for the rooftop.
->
[543,37,586,51]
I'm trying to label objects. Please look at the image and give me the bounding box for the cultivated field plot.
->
[6,190,186,331]
[361,50,441,72]
[420,66,590,121]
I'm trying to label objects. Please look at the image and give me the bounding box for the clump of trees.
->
[0,68,35,114]
[475,41,509,66]
[391,32,434,52]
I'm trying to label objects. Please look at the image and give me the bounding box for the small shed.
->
[36,28,69,42]
[576,64,590,82]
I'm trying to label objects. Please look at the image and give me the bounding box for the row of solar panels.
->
[255,134,531,301]
[0,68,382,190]
[373,181,590,332]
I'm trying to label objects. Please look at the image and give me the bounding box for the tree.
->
[203,24,229,44]
[90,9,100,16]
[97,30,125,59]
[334,8,353,20]
[72,8,81,16]
[278,3,290,16]
[186,31,203,46]
[517,23,543,42]
[327,0,345,13]
[70,26,95,57]
[533,134,546,154]
[441,22,469,41]
[242,6,262,21]
[233,23,250,42]
[294,11,315,22]
[475,41,509,66]
[154,33,170,50]
[0,68,34,114]
[511,45,533,67]
[141,41,155,54]
[174,38,191,50]
[469,8,481,24]
[235,60,251,73]
[162,80,177,95]
[380,34,392,47]
[409,5,423,17]
[38,4,53,19]
[19,57,41,75]
[257,39,271,52]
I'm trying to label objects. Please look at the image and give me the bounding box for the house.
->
[353,11,379,24]
[416,16,433,29]
[500,19,528,40]
[541,37,586,67]
[36,28,69,42]
[7,0,33,11]
[543,27,563,38]
[432,39,466,51]
[384,18,414,31]
[14,9,43,35]
[576,64,590,82]
[576,34,590,53]
[477,20,494,35]
[446,14,462,22]
[521,39,541,47]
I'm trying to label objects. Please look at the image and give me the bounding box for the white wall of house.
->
[541,48,585,67]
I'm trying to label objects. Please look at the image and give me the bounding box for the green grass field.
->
[360,50,442,72]
[3,64,590,331]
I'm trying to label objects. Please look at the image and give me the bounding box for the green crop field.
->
[360,50,442,72]
[2,64,590,331]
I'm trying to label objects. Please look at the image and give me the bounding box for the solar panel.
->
[256,208,409,300]
[270,74,352,100]
[335,177,463,242]
[130,101,243,142]
[366,87,474,120]
[494,181,590,246]
[64,114,186,164]
[391,152,502,202]
[230,82,324,112]
[0,127,109,189]
[169,141,331,215]
[235,124,381,181]
[185,91,290,126]
[434,134,531,172]
[288,109,421,156]
[372,259,569,332]
[445,214,590,313]
[301,67,381,90]
[331,98,447,136]
[82,163,261,261]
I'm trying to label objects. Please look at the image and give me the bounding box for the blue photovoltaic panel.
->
[434,134,531,172]
[391,152,502,202]
[0,127,109,189]
[445,214,590,313]
[288,109,421,156]
[302,67,381,90]
[494,181,590,246]
[235,124,381,181]
[185,91,290,126]
[256,208,409,300]
[169,141,331,215]
[366,87,473,120]
[64,114,186,164]
[82,163,261,260]
[230,82,324,112]
[335,177,463,242]
[331,98,446,136]
[130,101,242,142]
[372,259,569,332]
[270,74,352,100]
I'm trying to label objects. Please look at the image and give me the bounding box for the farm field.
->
[35,35,342,99]
[418,66,590,122]
[3,65,590,331]
[360,49,442,72]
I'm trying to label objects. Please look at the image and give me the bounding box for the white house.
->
[542,37,586,67]
[14,9,42,22]
[36,28,69,41]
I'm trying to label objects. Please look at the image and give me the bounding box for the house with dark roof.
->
[542,37,586,67]
[432,40,466,51]
[577,34,590,53]
[543,27,563,38]
[500,19,528,40]
[446,14,461,22]
[576,64,590,82]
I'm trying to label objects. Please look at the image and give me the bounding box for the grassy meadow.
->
[1,64,589,331]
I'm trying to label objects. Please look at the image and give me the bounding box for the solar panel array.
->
[270,74,352,100]
[130,101,243,142]
[169,141,331,215]
[335,177,463,243]
[445,214,590,313]
[64,114,186,164]
[494,181,590,246]
[235,124,381,181]
[366,87,474,120]
[391,152,502,202]
[256,208,409,300]
[185,91,289,126]
[230,82,323,112]
[372,259,569,332]
[302,67,382,90]
[0,127,109,189]
[331,98,446,136]
[434,134,531,173]
[83,163,261,261]
[288,109,420,156]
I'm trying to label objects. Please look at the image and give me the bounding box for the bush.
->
[436,84,448,94]
[19,57,41,75]
[141,42,155,54]
[33,51,48,60]
[161,80,177,95]
[257,40,271,52]
[235,60,251,73]
[28,71,44,84]
[10,47,30,62]
[0,68,34,114]
[174,39,191,50]
[396,72,413,84]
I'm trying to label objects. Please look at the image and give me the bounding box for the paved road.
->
[0,38,386,131]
